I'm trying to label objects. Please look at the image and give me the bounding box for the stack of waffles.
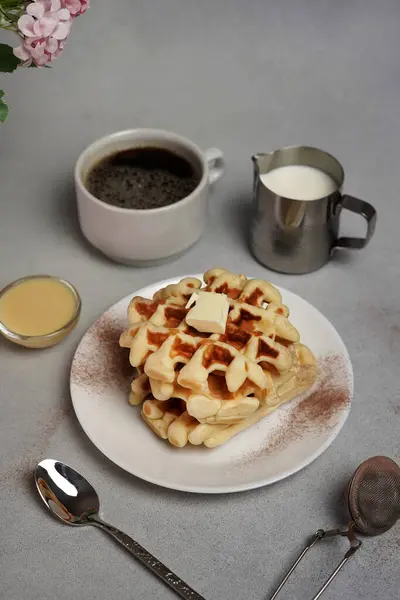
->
[119,268,317,448]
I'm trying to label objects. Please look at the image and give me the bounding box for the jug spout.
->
[251,153,266,172]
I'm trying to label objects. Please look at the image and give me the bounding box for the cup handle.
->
[335,195,377,249]
[204,148,225,185]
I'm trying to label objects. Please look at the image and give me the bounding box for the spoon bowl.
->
[35,459,205,600]
[35,459,99,526]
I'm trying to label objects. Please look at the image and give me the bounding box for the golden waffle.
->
[140,343,317,447]
[152,277,202,304]
[125,326,290,424]
[124,324,296,423]
[119,268,317,446]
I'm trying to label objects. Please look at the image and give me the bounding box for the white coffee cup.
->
[74,129,225,265]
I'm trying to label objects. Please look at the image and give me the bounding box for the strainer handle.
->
[269,531,324,600]
[269,527,361,600]
[311,543,361,600]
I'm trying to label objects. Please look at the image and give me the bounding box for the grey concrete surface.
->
[0,1,399,599]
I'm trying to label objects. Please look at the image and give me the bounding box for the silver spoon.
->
[35,459,205,600]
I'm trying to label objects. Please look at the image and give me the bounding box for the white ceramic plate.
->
[70,275,353,494]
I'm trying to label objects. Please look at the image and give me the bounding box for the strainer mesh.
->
[349,456,400,535]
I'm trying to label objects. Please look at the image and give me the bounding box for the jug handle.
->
[335,195,377,249]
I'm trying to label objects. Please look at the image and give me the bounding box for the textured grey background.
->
[0,1,399,599]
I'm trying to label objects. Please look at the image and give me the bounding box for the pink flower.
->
[13,0,88,67]
[13,36,62,66]
[61,0,89,16]
[18,1,71,40]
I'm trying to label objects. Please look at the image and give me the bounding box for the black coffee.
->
[86,147,200,210]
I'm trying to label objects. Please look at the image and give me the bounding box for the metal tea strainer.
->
[270,456,400,600]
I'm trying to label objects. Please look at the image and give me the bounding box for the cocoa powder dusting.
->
[241,354,352,462]
[71,311,133,393]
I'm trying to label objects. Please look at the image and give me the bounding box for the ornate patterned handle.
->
[89,515,206,600]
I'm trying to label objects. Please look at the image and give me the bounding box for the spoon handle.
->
[89,515,206,600]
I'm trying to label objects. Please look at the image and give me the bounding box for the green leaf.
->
[0,0,22,8]
[0,43,20,73]
[0,90,9,123]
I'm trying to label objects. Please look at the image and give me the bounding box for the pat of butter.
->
[185,291,229,334]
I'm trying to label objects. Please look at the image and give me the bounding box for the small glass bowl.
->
[0,275,81,349]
